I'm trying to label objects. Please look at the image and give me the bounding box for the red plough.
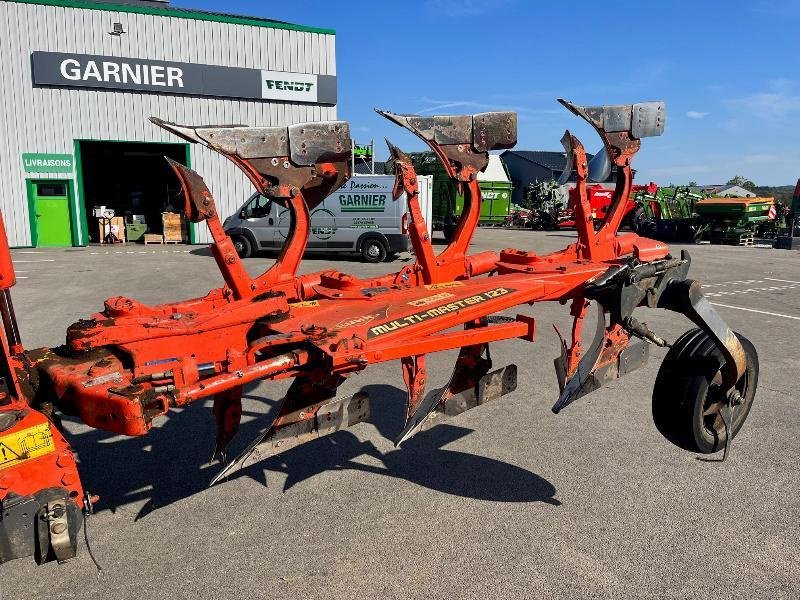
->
[0,100,758,566]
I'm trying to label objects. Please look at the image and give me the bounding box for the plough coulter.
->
[0,100,758,566]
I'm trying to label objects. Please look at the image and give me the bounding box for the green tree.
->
[726,175,756,191]
[687,181,698,187]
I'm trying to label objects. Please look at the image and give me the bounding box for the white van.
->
[224,175,432,262]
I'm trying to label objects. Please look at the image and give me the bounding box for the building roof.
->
[6,0,335,34]
[502,149,619,183]
[502,150,566,171]
[501,149,601,171]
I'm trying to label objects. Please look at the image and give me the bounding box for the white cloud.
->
[725,79,800,120]
[686,111,709,119]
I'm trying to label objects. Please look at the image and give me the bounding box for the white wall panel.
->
[0,1,337,246]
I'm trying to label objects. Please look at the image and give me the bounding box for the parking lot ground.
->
[2,229,799,599]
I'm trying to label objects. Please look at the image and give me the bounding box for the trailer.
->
[694,196,775,245]
[405,152,512,239]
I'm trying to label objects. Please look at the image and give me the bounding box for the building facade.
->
[1,0,337,246]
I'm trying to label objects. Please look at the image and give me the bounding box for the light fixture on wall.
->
[109,22,126,36]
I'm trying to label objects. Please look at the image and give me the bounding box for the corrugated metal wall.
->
[0,1,337,246]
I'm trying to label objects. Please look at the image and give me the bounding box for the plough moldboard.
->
[0,100,759,567]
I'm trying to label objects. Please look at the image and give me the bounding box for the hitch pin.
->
[622,316,669,347]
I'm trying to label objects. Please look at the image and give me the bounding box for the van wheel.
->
[232,235,252,258]
[361,238,387,263]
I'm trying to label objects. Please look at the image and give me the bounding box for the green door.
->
[32,181,73,246]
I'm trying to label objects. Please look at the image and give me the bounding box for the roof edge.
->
[4,0,336,35]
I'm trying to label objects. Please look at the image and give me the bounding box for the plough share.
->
[0,100,758,566]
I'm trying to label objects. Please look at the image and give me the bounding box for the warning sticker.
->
[424,281,465,290]
[290,300,320,308]
[0,422,56,471]
[408,292,455,307]
[368,287,515,338]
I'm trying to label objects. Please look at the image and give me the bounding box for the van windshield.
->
[242,195,271,219]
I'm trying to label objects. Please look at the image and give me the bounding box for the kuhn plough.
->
[0,100,758,566]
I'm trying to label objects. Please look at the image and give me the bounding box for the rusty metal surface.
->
[233,392,370,469]
[287,121,350,165]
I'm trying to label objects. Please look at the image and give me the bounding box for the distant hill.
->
[750,185,795,204]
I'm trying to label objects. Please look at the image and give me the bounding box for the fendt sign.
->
[31,51,336,105]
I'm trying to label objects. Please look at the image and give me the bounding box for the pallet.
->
[163,239,182,244]
[143,234,163,245]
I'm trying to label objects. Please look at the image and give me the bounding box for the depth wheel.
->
[652,329,759,454]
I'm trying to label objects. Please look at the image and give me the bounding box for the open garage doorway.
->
[77,141,190,243]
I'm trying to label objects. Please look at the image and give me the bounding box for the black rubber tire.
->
[361,238,387,263]
[232,235,252,258]
[652,329,759,454]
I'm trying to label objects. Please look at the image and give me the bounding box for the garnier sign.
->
[22,153,74,174]
[338,177,391,213]
[31,51,336,105]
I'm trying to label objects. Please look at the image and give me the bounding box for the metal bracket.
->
[377,110,516,180]
[152,118,352,206]
[43,499,72,563]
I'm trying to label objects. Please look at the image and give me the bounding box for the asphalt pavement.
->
[1,229,798,599]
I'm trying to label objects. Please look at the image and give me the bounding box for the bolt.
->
[271,158,279,166]
[728,389,745,406]
[51,522,67,535]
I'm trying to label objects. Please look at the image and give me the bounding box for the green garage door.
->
[32,181,73,247]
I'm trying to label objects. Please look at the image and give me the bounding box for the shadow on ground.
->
[66,383,559,521]
[188,246,413,264]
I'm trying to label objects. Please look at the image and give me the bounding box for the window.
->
[36,183,67,197]
[241,194,272,219]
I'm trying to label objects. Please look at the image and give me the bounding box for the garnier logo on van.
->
[339,194,386,213]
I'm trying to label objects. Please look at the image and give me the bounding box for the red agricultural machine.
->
[0,100,758,567]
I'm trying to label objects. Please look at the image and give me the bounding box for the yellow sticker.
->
[0,422,56,471]
[290,300,320,308]
[408,291,455,307]
[424,281,465,290]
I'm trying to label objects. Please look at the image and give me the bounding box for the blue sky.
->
[177,0,800,186]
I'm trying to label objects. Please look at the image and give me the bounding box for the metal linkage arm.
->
[165,159,255,300]
[558,100,665,245]
[385,141,438,283]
